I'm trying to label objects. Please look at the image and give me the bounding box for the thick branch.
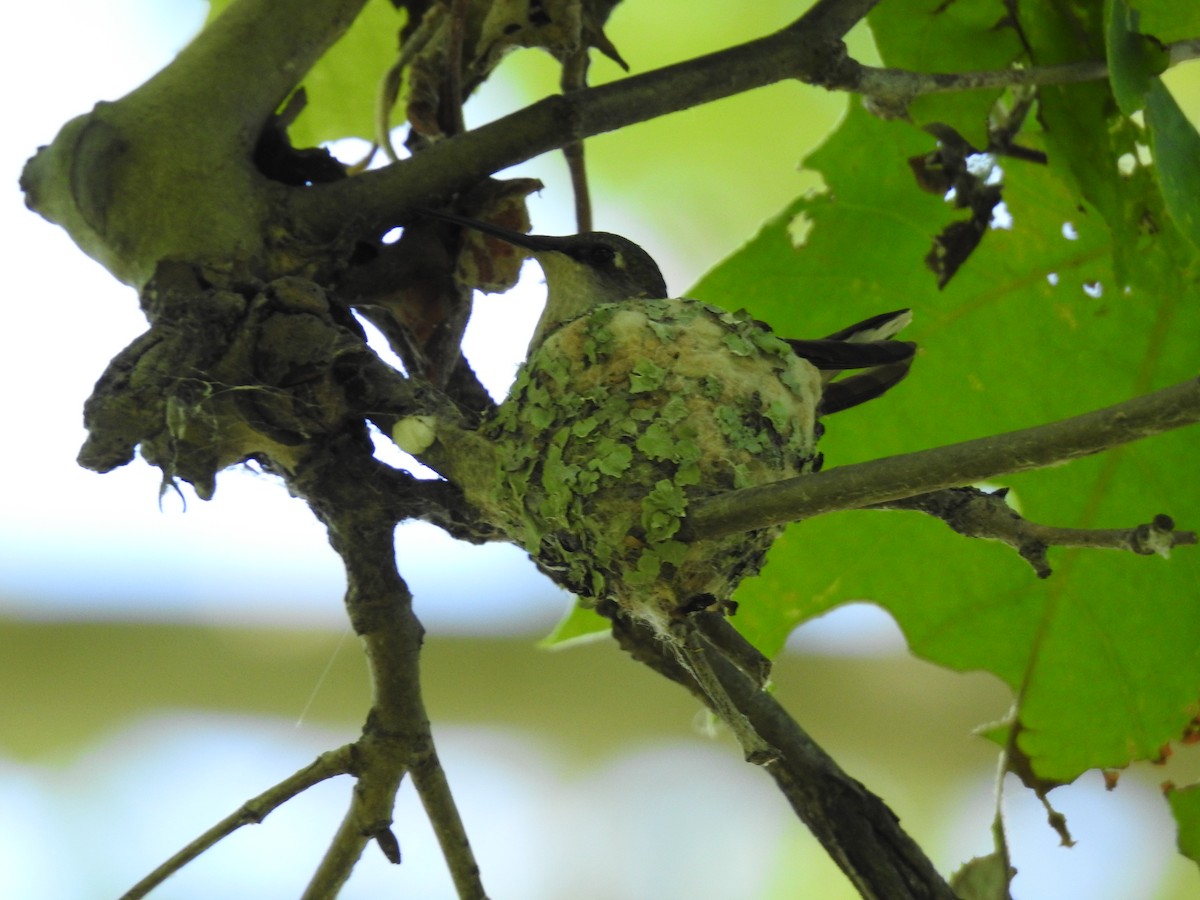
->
[798,0,883,40]
[288,431,487,899]
[289,5,863,239]
[684,377,1200,541]
[289,4,1200,243]
[131,0,371,145]
[22,0,375,286]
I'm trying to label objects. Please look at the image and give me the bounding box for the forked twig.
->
[875,488,1196,577]
[121,746,354,900]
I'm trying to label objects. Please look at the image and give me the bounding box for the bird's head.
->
[414,208,668,348]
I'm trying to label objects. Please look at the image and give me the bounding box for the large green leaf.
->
[1146,80,1200,250]
[1107,0,1200,250]
[867,0,1022,148]
[1130,0,1200,44]
[690,99,1200,786]
[1106,0,1169,116]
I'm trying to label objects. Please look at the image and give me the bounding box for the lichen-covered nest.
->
[469,298,823,629]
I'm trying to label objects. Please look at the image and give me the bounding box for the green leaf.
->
[642,479,686,541]
[1105,0,1169,116]
[950,852,1013,900]
[1146,80,1200,250]
[1129,0,1200,44]
[634,420,677,460]
[691,99,1200,783]
[1167,782,1200,868]
[590,438,633,476]
[539,601,611,648]
[1105,0,1200,249]
[1022,2,1136,270]
[206,0,404,147]
[868,0,1022,148]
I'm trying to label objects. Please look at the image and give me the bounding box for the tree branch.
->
[411,747,485,898]
[288,4,1200,244]
[120,746,354,900]
[131,0,371,144]
[608,610,957,900]
[796,0,884,40]
[683,376,1200,541]
[287,431,487,899]
[288,4,864,240]
[304,731,408,898]
[22,0,376,287]
[853,37,1200,115]
[118,418,491,898]
[874,488,1197,577]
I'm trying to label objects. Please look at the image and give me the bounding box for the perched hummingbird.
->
[418,208,915,411]
[409,207,915,642]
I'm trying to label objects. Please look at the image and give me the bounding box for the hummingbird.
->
[407,206,915,647]
[415,207,915,415]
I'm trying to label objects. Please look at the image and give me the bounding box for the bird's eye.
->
[586,245,617,266]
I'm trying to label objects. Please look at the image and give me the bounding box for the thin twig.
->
[121,746,354,900]
[699,629,958,900]
[561,46,594,233]
[445,0,468,136]
[875,489,1196,577]
[303,801,378,900]
[412,747,487,899]
[376,5,445,161]
[855,37,1200,111]
[683,377,1200,542]
[287,2,881,237]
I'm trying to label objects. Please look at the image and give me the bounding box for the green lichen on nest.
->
[472,298,823,628]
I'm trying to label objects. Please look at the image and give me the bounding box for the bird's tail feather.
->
[785,308,916,415]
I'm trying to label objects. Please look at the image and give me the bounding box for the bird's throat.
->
[528,254,607,351]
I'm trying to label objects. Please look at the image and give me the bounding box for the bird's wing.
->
[822,308,912,342]
[818,360,914,414]
[784,308,916,415]
[782,337,915,370]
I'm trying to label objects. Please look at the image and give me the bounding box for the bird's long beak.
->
[411,206,571,254]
